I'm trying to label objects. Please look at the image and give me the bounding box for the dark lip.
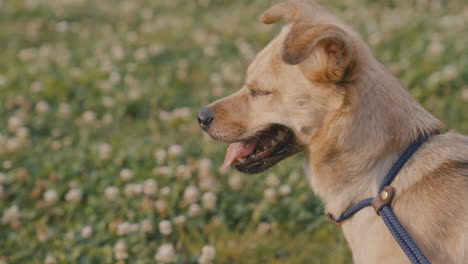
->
[233,125,300,174]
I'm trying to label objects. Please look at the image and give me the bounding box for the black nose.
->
[197,107,214,130]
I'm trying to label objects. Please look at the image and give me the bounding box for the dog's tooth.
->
[276,131,286,141]
[237,158,246,163]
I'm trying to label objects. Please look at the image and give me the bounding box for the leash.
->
[327,132,438,264]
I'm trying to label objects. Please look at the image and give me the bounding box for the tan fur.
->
[202,0,468,263]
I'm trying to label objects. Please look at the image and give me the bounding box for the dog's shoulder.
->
[392,131,468,262]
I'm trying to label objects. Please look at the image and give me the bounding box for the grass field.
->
[0,0,467,263]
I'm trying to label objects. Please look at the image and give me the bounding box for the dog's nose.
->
[198,107,214,130]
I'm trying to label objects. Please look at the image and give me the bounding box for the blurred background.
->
[0,0,467,263]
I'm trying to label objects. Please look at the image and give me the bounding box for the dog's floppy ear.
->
[282,23,355,82]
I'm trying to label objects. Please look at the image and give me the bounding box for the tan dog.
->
[197,0,468,263]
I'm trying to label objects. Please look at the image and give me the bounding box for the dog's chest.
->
[341,210,409,264]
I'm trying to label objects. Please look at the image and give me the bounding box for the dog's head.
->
[198,0,362,174]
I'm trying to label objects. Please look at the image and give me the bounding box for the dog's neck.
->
[304,59,442,216]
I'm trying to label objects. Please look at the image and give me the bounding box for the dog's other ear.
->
[282,23,356,83]
[260,2,297,24]
[260,0,322,25]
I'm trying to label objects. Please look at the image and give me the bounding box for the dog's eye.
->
[249,89,271,97]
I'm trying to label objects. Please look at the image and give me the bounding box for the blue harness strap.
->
[327,133,437,264]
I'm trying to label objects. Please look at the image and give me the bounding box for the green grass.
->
[0,0,467,263]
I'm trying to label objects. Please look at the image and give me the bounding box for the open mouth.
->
[221,125,299,174]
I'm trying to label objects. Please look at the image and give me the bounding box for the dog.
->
[197,0,468,263]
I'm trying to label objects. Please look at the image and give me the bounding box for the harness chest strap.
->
[326,133,438,264]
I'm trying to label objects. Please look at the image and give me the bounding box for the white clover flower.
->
[160,187,171,196]
[154,200,167,214]
[173,215,186,226]
[113,240,128,260]
[265,173,280,187]
[102,113,113,124]
[441,65,457,81]
[199,177,215,191]
[141,8,153,19]
[18,48,35,61]
[198,245,216,264]
[153,166,171,177]
[134,48,148,61]
[58,103,71,118]
[2,205,20,224]
[16,127,29,139]
[2,160,12,170]
[111,45,125,60]
[199,0,210,7]
[172,107,191,120]
[289,172,300,182]
[104,186,119,201]
[130,223,139,233]
[109,71,121,84]
[168,144,183,158]
[201,192,217,210]
[427,41,443,55]
[140,219,153,233]
[176,165,191,180]
[188,203,201,218]
[64,231,75,241]
[0,75,7,86]
[128,88,142,100]
[0,172,6,184]
[158,111,171,121]
[6,138,20,152]
[198,158,212,178]
[124,183,142,197]
[153,149,167,164]
[228,173,244,190]
[115,250,129,260]
[203,45,216,57]
[80,226,93,238]
[461,87,468,102]
[98,80,112,92]
[44,255,57,264]
[37,230,51,243]
[35,101,49,115]
[428,72,441,86]
[117,222,132,236]
[143,179,157,195]
[68,181,79,188]
[65,188,82,202]
[126,62,137,72]
[159,220,172,236]
[155,243,175,263]
[102,97,114,108]
[43,189,59,204]
[82,110,96,123]
[256,222,271,235]
[69,68,82,79]
[97,143,112,160]
[279,184,292,196]
[264,188,277,203]
[119,168,134,181]
[183,185,199,204]
[50,140,62,151]
[8,116,22,133]
[149,44,163,55]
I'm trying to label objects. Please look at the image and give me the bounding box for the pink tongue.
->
[220,141,256,172]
